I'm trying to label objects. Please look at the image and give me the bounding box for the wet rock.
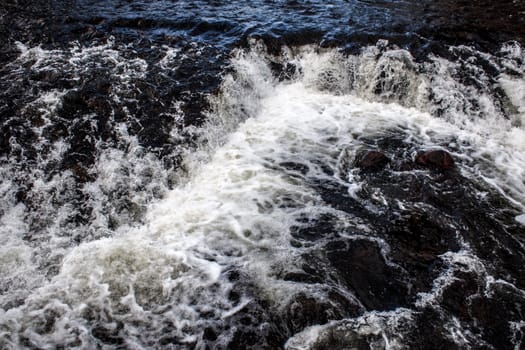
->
[312,182,366,221]
[354,150,390,171]
[58,90,89,119]
[30,69,61,84]
[383,208,460,293]
[440,271,479,319]
[202,327,218,341]
[14,188,28,203]
[404,307,464,350]
[285,292,360,334]
[415,150,455,170]
[1,122,38,161]
[282,272,322,284]
[222,300,286,350]
[387,210,460,263]
[269,61,297,81]
[84,77,112,95]
[60,119,97,176]
[469,284,525,350]
[193,271,288,349]
[326,238,408,310]
[290,213,339,242]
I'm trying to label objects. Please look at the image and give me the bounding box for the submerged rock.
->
[415,150,455,170]
[325,239,408,310]
[354,150,390,171]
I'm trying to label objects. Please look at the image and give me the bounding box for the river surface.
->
[1,1,525,349]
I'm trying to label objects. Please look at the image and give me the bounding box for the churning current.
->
[1,1,525,349]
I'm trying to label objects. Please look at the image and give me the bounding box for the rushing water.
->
[1,1,525,349]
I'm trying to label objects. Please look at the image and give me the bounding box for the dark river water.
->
[1,1,525,349]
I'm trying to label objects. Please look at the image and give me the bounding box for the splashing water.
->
[1,31,525,349]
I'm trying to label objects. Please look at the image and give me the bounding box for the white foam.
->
[286,309,413,350]
[516,214,525,225]
[158,46,182,69]
[499,75,525,124]
[0,39,182,316]
[416,250,485,308]
[510,320,525,350]
[0,203,46,309]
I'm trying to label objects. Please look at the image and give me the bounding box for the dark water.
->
[1,1,525,349]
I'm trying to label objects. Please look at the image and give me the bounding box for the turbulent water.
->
[1,1,525,349]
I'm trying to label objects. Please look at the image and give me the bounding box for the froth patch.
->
[285,309,412,350]
[56,234,228,311]
[516,214,525,226]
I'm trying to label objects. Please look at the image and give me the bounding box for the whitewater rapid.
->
[1,40,525,349]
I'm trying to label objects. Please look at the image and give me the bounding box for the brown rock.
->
[415,150,455,170]
[354,150,390,171]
